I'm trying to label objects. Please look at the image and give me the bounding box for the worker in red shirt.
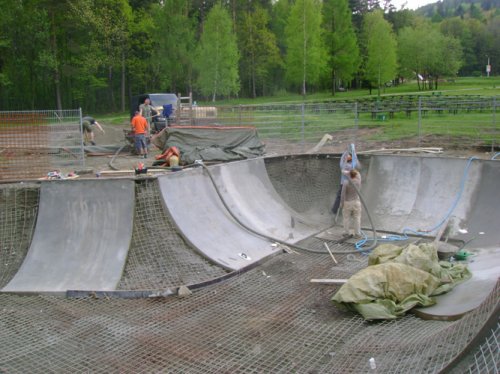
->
[131,111,149,158]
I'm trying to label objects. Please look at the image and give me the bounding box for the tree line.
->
[0,0,497,112]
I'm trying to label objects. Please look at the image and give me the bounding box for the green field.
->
[97,77,499,149]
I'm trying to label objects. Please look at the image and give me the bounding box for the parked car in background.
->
[130,93,178,133]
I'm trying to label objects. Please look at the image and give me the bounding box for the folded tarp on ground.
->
[151,126,265,164]
[331,243,471,320]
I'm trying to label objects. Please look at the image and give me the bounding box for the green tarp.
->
[151,126,265,164]
[332,243,471,320]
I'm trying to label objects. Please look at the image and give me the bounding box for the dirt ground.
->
[82,121,496,177]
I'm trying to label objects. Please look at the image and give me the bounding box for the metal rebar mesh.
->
[0,248,498,373]
[117,179,228,290]
[0,184,39,288]
[0,156,498,372]
[264,155,339,217]
[0,110,84,181]
[465,322,500,373]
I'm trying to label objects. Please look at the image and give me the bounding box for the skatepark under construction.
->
[0,153,498,373]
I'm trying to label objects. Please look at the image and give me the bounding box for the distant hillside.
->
[416,0,498,17]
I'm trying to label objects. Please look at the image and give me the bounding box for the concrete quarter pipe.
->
[2,179,134,293]
[157,168,280,271]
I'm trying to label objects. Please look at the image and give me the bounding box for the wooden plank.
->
[310,279,348,284]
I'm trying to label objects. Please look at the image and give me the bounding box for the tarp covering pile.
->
[332,243,471,320]
[151,126,265,164]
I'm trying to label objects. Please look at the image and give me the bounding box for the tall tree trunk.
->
[332,69,336,96]
[109,66,116,111]
[121,51,126,112]
[49,11,62,111]
[302,6,307,97]
[251,53,256,99]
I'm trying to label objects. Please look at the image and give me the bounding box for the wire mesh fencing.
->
[208,96,498,156]
[0,184,39,288]
[0,109,84,181]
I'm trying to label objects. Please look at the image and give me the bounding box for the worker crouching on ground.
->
[82,116,104,146]
[131,111,149,158]
[341,169,362,239]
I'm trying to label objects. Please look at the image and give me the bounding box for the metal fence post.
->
[493,96,497,152]
[418,96,422,147]
[301,103,305,151]
[239,104,242,126]
[354,101,359,142]
[79,108,85,167]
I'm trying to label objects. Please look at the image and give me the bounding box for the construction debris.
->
[177,285,192,298]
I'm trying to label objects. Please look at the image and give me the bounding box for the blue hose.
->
[492,152,500,160]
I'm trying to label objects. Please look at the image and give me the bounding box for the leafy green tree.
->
[285,0,326,96]
[484,17,500,77]
[0,1,52,109]
[398,23,462,90]
[362,10,398,96]
[270,0,291,93]
[70,0,132,111]
[349,0,383,30]
[194,3,240,101]
[385,8,417,34]
[126,8,156,96]
[323,0,360,94]
[151,0,195,95]
[238,5,281,98]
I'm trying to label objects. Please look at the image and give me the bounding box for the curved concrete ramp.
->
[2,179,134,294]
[210,158,331,243]
[455,161,500,248]
[362,156,481,235]
[414,248,500,320]
[158,168,279,271]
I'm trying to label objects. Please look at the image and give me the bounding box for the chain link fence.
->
[207,95,498,155]
[0,98,497,181]
[0,109,84,181]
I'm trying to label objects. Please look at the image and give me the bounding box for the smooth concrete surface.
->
[2,179,134,293]
[414,248,500,320]
[157,168,280,271]
[454,161,500,248]
[210,158,331,243]
[361,156,481,235]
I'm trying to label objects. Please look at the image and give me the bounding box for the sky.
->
[391,0,437,10]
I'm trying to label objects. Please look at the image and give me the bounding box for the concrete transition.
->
[1,154,498,319]
[157,167,280,271]
[209,158,332,243]
[293,155,498,319]
[414,247,500,320]
[2,179,134,294]
[361,156,481,235]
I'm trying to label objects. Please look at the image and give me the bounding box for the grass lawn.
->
[96,77,499,148]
